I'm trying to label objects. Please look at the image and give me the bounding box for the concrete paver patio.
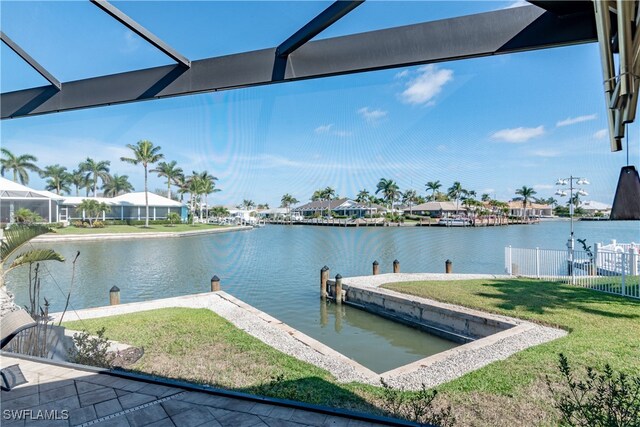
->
[1,354,410,427]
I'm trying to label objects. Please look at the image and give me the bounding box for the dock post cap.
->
[321,266,329,271]
[211,275,220,281]
[372,260,379,265]
[393,259,399,264]
[109,286,120,292]
[335,274,342,280]
[445,259,452,263]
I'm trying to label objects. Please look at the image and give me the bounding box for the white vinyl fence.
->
[505,246,640,299]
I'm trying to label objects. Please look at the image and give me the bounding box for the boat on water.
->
[437,217,471,227]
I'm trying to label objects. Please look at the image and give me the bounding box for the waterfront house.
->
[507,201,553,218]
[293,198,383,218]
[405,201,465,217]
[0,176,64,224]
[579,200,612,217]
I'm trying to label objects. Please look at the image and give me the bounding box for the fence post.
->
[508,246,512,275]
[109,286,120,305]
[621,255,626,296]
[630,248,639,276]
[536,247,540,278]
[335,274,343,304]
[594,243,600,271]
[372,261,379,275]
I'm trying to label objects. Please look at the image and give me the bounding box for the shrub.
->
[72,220,85,228]
[546,353,640,426]
[14,208,43,224]
[92,220,105,228]
[68,328,112,368]
[379,379,455,426]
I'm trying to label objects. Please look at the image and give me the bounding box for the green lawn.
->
[54,223,226,235]
[63,280,640,426]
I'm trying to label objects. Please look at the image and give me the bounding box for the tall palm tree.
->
[242,199,256,210]
[425,180,441,202]
[320,187,336,217]
[481,193,491,202]
[280,194,299,216]
[376,178,401,211]
[174,174,189,202]
[102,174,134,197]
[69,169,87,196]
[40,164,71,195]
[79,158,111,197]
[0,148,40,184]
[402,189,418,215]
[200,178,220,221]
[447,181,465,213]
[151,160,183,201]
[120,140,164,227]
[515,186,537,218]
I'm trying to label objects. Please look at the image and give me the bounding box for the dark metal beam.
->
[0,31,61,90]
[1,5,597,120]
[276,0,365,57]
[91,0,190,68]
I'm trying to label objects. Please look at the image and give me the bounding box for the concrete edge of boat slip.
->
[32,225,253,242]
[339,273,568,389]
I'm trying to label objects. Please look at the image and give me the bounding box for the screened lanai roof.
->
[1,1,637,149]
[0,176,62,200]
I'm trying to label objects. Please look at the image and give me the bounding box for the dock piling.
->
[372,260,379,275]
[211,275,221,292]
[109,286,120,305]
[335,274,343,304]
[445,259,452,274]
[320,266,329,298]
[393,259,400,273]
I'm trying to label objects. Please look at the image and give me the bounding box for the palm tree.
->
[79,158,111,197]
[174,174,189,202]
[151,160,183,201]
[321,187,336,217]
[481,193,491,202]
[425,180,441,202]
[102,174,134,197]
[40,164,71,195]
[77,199,111,226]
[447,181,465,213]
[355,189,370,204]
[242,199,256,210]
[200,178,220,221]
[376,178,401,211]
[280,194,299,216]
[0,148,40,184]
[120,140,164,227]
[402,189,419,215]
[515,186,537,218]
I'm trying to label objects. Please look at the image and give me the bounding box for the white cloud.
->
[491,126,545,143]
[556,114,597,127]
[530,149,560,158]
[399,65,453,105]
[357,107,388,123]
[593,129,608,139]
[394,70,409,79]
[315,124,333,134]
[533,184,555,190]
[503,1,528,9]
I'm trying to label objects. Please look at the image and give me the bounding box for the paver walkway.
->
[0,355,402,427]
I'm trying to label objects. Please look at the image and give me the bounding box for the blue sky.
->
[1,0,638,207]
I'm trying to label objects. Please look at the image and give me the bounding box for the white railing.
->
[505,246,640,299]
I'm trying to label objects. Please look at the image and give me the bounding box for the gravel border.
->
[50,273,568,390]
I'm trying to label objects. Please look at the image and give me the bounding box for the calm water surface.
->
[9,220,639,372]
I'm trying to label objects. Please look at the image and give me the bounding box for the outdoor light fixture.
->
[555,179,568,186]
[555,190,567,197]
[555,176,590,272]
[577,178,590,185]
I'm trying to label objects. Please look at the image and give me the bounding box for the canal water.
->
[8,220,639,373]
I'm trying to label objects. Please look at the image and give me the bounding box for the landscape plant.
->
[67,327,112,368]
[167,212,181,226]
[13,208,43,224]
[379,379,455,426]
[76,199,111,227]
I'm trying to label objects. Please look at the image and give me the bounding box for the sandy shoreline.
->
[31,225,253,242]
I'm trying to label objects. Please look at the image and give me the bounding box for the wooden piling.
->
[445,259,452,274]
[393,259,400,273]
[372,260,379,275]
[211,275,221,291]
[320,266,329,298]
[335,274,343,304]
[109,286,120,305]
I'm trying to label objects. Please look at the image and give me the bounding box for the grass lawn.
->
[63,279,640,426]
[54,223,226,235]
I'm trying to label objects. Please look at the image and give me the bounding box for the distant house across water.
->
[0,177,187,224]
[293,198,385,218]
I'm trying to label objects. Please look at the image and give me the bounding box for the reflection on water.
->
[7,221,639,372]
